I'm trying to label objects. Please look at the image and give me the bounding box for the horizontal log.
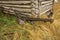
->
[2,6,31,12]
[11,8,31,12]
[41,1,52,4]
[15,11,32,16]
[3,7,32,15]
[17,13,31,17]
[0,0,30,1]
[0,1,31,4]
[3,7,32,16]
[0,4,31,8]
[3,10,15,14]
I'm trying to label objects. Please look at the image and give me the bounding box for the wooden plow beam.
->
[26,18,54,23]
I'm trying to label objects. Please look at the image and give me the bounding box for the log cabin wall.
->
[0,0,54,18]
[0,0,38,18]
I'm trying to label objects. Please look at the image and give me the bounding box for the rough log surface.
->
[0,0,53,22]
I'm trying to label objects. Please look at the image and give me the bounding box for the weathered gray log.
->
[0,1,31,5]
[41,1,52,5]
[0,4,31,8]
[2,6,31,12]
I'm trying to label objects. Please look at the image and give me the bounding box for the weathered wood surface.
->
[0,0,53,18]
[41,1,52,5]
[0,4,31,8]
[39,1,53,15]
[0,1,31,4]
[40,5,52,15]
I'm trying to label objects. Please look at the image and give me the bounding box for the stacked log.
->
[0,0,40,18]
[0,0,53,22]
